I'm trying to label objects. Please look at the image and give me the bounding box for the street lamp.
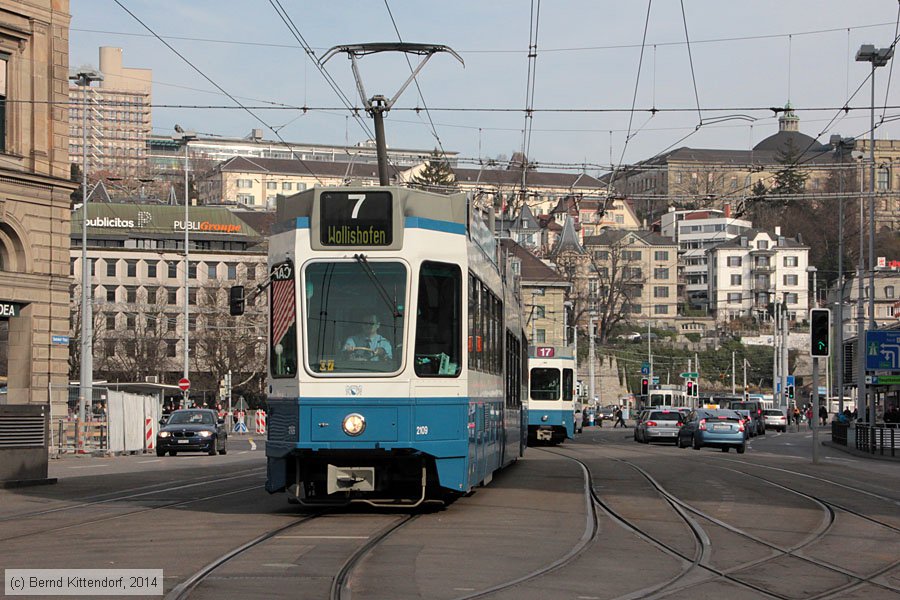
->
[856,43,893,425]
[174,125,197,402]
[806,265,817,309]
[69,67,103,449]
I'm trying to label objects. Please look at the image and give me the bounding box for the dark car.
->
[156,409,227,457]
[727,400,766,435]
[678,408,746,453]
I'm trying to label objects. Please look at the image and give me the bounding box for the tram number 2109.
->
[416,426,429,436]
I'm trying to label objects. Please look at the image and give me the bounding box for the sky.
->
[70,1,900,174]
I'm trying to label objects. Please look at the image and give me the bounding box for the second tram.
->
[527,346,576,444]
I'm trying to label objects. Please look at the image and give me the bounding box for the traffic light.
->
[229,285,245,316]
[641,378,649,396]
[686,380,694,396]
[691,380,699,397]
[787,384,795,400]
[810,308,831,357]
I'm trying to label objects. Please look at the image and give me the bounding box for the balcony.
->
[750,263,774,274]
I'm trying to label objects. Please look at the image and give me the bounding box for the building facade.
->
[708,228,810,321]
[69,203,268,401]
[660,207,753,309]
[68,47,151,178]
[0,0,76,415]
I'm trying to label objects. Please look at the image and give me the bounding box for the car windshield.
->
[167,411,214,425]
[305,261,407,375]
[648,411,682,421]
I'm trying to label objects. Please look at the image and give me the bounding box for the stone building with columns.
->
[0,0,77,416]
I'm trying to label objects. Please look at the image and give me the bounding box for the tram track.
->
[0,469,267,543]
[578,439,900,599]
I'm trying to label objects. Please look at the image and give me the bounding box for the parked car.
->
[764,409,788,432]
[635,409,683,444]
[678,408,746,453]
[726,400,766,435]
[156,408,227,457]
[599,405,617,421]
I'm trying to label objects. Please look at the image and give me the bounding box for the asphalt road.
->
[1,429,898,599]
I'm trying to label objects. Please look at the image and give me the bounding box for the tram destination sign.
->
[320,191,393,247]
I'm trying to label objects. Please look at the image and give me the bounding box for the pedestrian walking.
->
[792,406,801,430]
[806,407,814,429]
[614,406,627,428]
[819,404,828,426]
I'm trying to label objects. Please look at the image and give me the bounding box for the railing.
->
[831,421,848,446]
[855,424,899,457]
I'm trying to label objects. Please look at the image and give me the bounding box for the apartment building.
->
[70,203,267,395]
[708,228,810,321]
[69,47,151,178]
[0,0,76,415]
[659,207,753,309]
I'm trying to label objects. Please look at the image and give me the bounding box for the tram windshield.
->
[530,368,560,400]
[305,261,407,374]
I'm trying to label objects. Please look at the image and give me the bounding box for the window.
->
[530,368,560,400]
[167,262,178,279]
[106,260,117,277]
[878,167,890,190]
[785,293,798,305]
[188,289,197,305]
[126,313,136,329]
[282,182,292,191]
[727,292,742,303]
[784,274,798,286]
[207,263,218,279]
[0,55,7,151]
[730,274,742,286]
[105,314,116,330]
[624,267,642,279]
[623,250,642,261]
[104,340,116,356]
[758,240,768,250]
[188,262,197,279]
[654,267,669,280]
[755,257,770,268]
[227,263,237,280]
[166,340,177,358]
[147,262,157,278]
[266,181,277,190]
[654,250,669,261]
[106,288,116,302]
[653,286,669,298]
[783,256,798,267]
[236,179,253,189]
[593,250,609,261]
[727,256,742,267]
[535,328,546,343]
[886,286,895,299]
[125,287,137,303]
[167,287,178,304]
[535,305,545,318]
[246,263,257,281]
[654,304,669,314]
[237,193,255,204]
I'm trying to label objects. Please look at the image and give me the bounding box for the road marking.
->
[138,459,161,464]
[262,563,297,568]
[238,451,248,455]
[249,440,257,451]
[275,535,370,540]
[69,464,108,469]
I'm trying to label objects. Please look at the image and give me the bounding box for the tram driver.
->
[343,314,393,361]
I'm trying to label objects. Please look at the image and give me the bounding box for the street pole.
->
[812,357,820,464]
[589,316,596,406]
[781,300,789,412]
[743,358,748,401]
[70,68,102,452]
[175,127,196,405]
[773,302,780,406]
[732,351,735,395]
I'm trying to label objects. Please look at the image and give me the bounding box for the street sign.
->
[178,378,191,391]
[641,362,650,376]
[680,372,698,379]
[865,330,900,371]
[869,374,900,385]
[51,335,69,345]
[786,375,795,386]
[652,376,660,385]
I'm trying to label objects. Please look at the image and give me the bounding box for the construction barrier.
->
[255,410,267,435]
[145,417,154,451]
[233,410,248,434]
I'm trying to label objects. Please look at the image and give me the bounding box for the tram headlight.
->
[342,413,366,436]
[541,415,549,422]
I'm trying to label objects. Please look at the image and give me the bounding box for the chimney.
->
[774,226,781,236]
[724,203,731,218]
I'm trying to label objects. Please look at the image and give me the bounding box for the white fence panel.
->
[123,393,144,452]
[107,391,126,453]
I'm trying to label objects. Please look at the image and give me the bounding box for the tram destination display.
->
[320,191,393,247]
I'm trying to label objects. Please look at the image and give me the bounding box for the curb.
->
[822,440,900,462]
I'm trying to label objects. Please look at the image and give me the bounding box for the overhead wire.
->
[112,0,326,186]
[520,0,542,202]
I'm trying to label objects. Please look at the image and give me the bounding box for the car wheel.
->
[169,450,177,456]
[692,435,701,450]
[677,436,686,449]
[156,448,165,457]
[737,444,746,454]
[721,447,729,452]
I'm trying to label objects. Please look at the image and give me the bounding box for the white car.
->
[763,409,788,432]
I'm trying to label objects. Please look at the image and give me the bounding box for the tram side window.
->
[270,261,297,378]
[530,368,560,400]
[414,262,461,377]
[563,368,574,401]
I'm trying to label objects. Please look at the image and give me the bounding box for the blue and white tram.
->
[527,346,576,444]
[256,186,527,506]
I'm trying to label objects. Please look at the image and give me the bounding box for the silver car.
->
[735,409,758,437]
[634,409,683,444]
[763,409,788,432]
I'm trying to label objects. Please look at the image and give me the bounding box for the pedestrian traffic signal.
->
[691,380,699,397]
[641,378,649,395]
[686,380,694,396]
[810,308,830,357]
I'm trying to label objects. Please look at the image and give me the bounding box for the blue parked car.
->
[677,408,746,454]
